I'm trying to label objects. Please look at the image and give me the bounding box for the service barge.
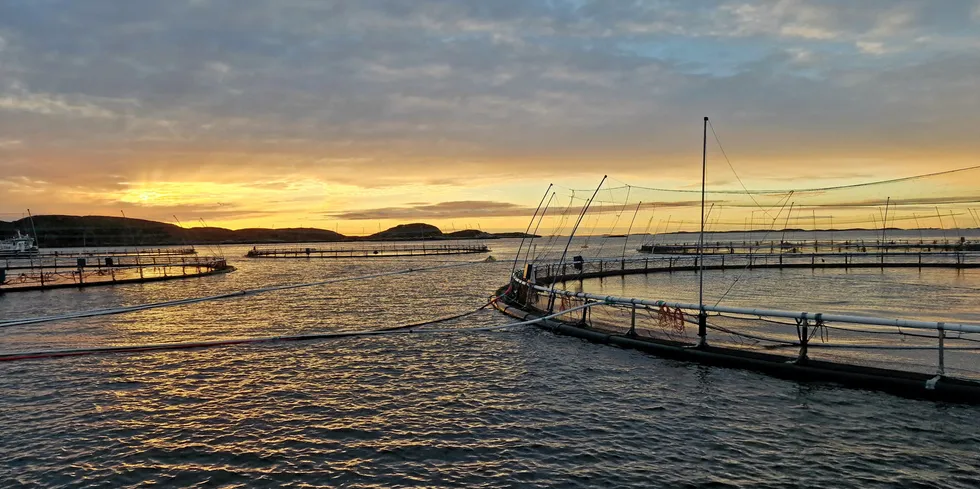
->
[0,231,39,258]
[494,262,980,404]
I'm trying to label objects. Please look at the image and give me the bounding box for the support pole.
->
[27,209,43,286]
[938,326,945,376]
[511,184,553,274]
[522,193,556,267]
[881,197,890,265]
[548,176,607,313]
[697,116,708,347]
[629,304,637,337]
[796,314,810,363]
[622,201,643,263]
[928,324,947,390]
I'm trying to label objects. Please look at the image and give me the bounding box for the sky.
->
[1,0,979,234]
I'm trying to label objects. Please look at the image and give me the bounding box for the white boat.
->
[0,230,39,257]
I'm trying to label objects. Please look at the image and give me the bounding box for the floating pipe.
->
[1,260,488,328]
[0,301,602,363]
[511,275,980,334]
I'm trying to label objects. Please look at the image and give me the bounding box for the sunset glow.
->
[1,1,978,234]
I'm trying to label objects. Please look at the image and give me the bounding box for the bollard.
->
[937,325,946,376]
[628,304,637,337]
[697,310,708,347]
[796,314,809,363]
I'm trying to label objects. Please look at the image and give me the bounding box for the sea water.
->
[1,236,978,488]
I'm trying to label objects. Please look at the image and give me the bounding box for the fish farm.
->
[3,153,980,407]
[488,129,980,403]
[245,243,491,258]
[0,250,232,292]
[495,254,980,403]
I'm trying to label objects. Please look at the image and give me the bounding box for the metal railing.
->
[246,243,491,258]
[1,256,229,290]
[529,251,980,282]
[509,268,980,383]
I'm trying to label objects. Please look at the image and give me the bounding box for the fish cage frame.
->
[0,253,233,292]
[245,243,491,259]
[496,254,980,403]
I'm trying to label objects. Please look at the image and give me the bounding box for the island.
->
[0,215,538,248]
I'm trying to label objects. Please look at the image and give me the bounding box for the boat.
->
[0,230,39,257]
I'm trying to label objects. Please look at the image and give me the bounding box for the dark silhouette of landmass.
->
[0,215,537,248]
[369,223,442,240]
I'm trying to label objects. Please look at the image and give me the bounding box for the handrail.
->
[511,273,980,334]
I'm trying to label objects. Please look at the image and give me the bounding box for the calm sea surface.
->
[2,233,979,488]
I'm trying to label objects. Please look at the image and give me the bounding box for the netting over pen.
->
[511,164,980,383]
[524,164,980,266]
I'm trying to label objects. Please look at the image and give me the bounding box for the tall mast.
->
[781,202,794,245]
[26,208,39,250]
[622,201,643,262]
[936,206,947,243]
[522,192,556,267]
[511,183,553,275]
[912,213,923,244]
[547,175,606,313]
[881,196,890,259]
[812,209,817,251]
[697,117,708,347]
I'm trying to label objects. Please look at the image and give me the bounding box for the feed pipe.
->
[0,301,602,362]
[0,261,487,329]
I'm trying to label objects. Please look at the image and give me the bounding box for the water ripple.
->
[2,243,980,487]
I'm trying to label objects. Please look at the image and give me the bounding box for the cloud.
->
[0,0,978,228]
[855,41,886,55]
[0,90,119,118]
[327,200,537,220]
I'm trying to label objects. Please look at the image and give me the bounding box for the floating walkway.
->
[537,250,980,282]
[639,238,979,254]
[496,254,980,403]
[1,248,200,271]
[0,254,232,293]
[246,243,490,259]
[32,247,198,258]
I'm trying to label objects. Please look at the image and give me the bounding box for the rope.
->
[712,192,795,306]
[0,301,602,363]
[0,260,486,329]
[565,164,980,195]
[708,120,777,219]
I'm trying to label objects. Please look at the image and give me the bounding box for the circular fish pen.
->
[493,164,980,403]
[0,250,233,292]
[245,243,491,259]
[496,255,980,403]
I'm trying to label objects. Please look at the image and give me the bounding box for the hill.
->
[445,229,495,239]
[368,223,442,240]
[0,215,534,248]
[0,215,345,247]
